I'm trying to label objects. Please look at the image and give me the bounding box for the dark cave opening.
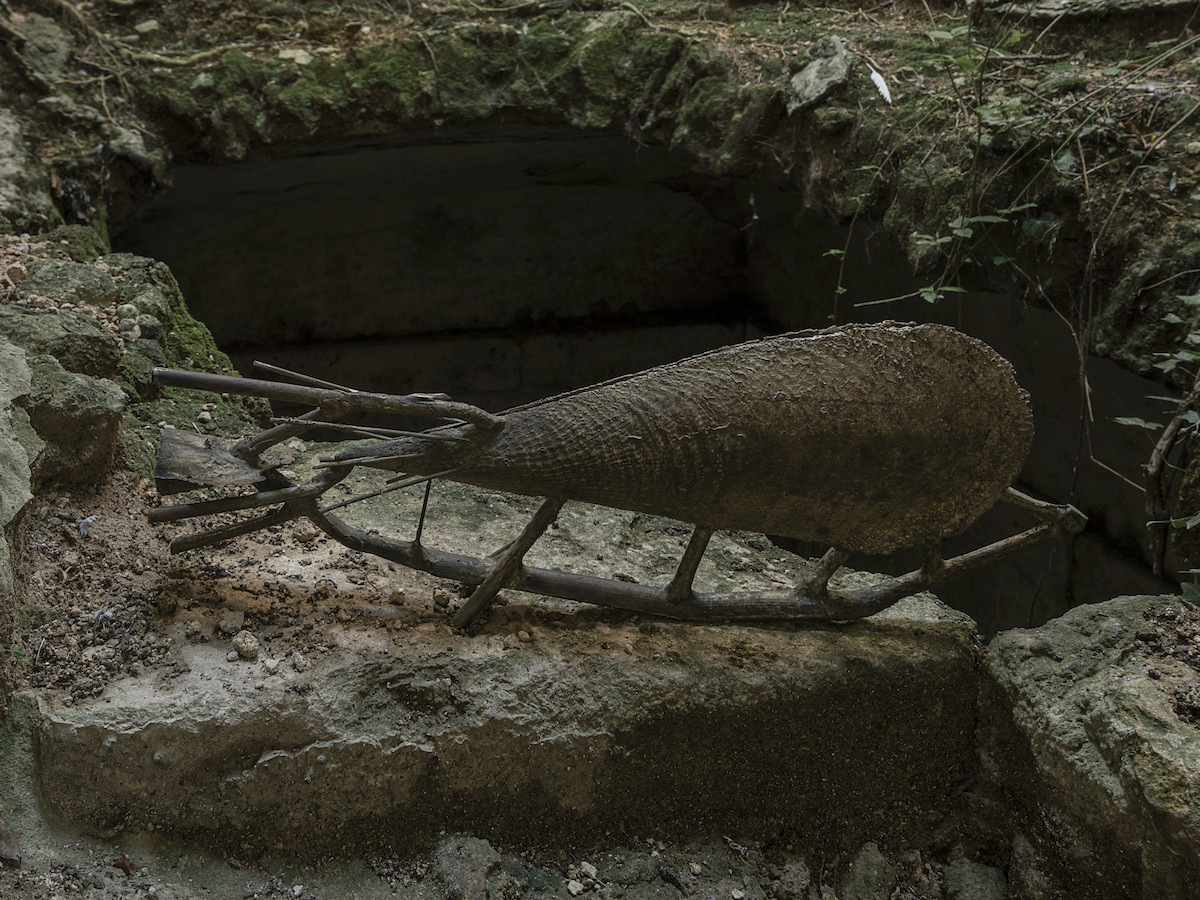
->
[112,124,785,411]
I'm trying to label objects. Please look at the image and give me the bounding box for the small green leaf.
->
[966,214,1010,224]
[1113,416,1163,431]
[1163,312,1185,324]
[823,248,845,258]
[1182,582,1200,601]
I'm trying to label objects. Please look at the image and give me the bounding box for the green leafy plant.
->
[1117,313,1200,578]
[0,645,28,662]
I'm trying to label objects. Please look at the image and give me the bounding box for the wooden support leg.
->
[451,497,564,629]
[666,526,714,602]
[923,542,945,579]
[794,546,851,600]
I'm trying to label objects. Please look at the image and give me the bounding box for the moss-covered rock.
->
[0,338,32,711]
[984,596,1200,898]
[20,354,126,487]
[131,11,778,175]
[0,339,33,527]
[22,259,121,308]
[0,305,121,379]
[105,253,232,375]
[32,224,111,263]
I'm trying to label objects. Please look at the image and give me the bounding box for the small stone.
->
[293,522,319,543]
[184,620,204,640]
[689,862,702,875]
[579,861,598,879]
[1187,140,1200,154]
[278,48,313,65]
[194,410,212,424]
[775,862,811,899]
[732,891,745,900]
[231,630,260,660]
[433,589,451,608]
[290,650,308,672]
[503,634,521,650]
[387,588,406,605]
[263,657,280,674]
[5,262,26,284]
[225,650,239,662]
[216,609,245,636]
[518,629,532,642]
[567,880,585,896]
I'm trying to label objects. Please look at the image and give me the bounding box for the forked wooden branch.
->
[149,324,1086,627]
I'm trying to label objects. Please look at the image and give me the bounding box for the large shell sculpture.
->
[150,323,1085,626]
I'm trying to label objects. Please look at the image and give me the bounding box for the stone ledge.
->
[34,594,978,860]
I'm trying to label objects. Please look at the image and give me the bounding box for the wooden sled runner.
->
[149,323,1086,627]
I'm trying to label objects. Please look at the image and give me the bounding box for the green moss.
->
[674,75,735,145]
[212,49,271,96]
[0,306,122,379]
[271,56,356,131]
[429,30,505,119]
[34,223,110,261]
[572,20,632,101]
[507,22,575,109]
[348,42,428,109]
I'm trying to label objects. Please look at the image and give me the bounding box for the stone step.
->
[32,518,978,859]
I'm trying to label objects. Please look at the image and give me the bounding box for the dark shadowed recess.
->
[112,122,1172,635]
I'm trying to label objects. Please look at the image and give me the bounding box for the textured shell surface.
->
[344,323,1034,554]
